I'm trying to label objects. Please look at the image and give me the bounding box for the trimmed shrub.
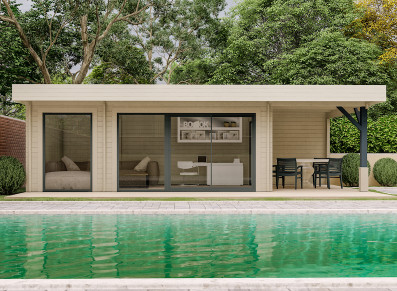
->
[373,158,397,186]
[0,156,25,195]
[342,153,371,187]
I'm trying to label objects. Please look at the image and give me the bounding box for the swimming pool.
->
[0,214,396,279]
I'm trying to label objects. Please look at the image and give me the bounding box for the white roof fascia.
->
[12,84,386,103]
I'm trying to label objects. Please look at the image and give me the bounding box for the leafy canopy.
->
[264,30,390,85]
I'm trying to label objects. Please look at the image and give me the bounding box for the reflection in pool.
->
[0,214,396,278]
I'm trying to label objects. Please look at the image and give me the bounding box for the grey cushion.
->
[45,161,67,173]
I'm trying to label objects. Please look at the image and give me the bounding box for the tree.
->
[349,0,397,64]
[0,2,39,119]
[0,0,153,84]
[90,0,226,84]
[209,0,358,84]
[168,59,216,84]
[264,30,390,85]
[0,95,25,119]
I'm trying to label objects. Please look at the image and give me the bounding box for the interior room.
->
[43,114,92,191]
[117,114,253,191]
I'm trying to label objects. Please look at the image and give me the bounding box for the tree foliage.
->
[263,30,390,85]
[208,0,358,84]
[89,0,226,84]
[0,0,154,84]
[350,0,397,64]
[0,2,39,119]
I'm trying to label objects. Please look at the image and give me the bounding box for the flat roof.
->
[12,84,386,104]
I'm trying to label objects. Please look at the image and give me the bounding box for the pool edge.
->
[1,278,397,290]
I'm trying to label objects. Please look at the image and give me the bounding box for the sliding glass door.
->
[117,113,255,192]
[170,114,254,191]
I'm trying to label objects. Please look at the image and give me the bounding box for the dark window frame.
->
[117,113,256,192]
[43,113,93,192]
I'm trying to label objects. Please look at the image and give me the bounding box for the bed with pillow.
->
[45,157,91,190]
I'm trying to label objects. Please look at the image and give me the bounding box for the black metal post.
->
[360,106,368,167]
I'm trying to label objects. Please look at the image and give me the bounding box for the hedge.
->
[330,115,397,153]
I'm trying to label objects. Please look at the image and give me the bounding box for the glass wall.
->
[171,117,211,186]
[43,114,92,191]
[171,115,253,189]
[118,115,165,190]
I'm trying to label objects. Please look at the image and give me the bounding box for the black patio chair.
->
[276,158,303,190]
[313,158,343,189]
[326,158,343,189]
[312,158,328,188]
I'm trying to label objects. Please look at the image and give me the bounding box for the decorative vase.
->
[224,121,230,127]
[231,121,237,127]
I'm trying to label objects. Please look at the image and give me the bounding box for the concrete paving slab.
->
[2,200,397,214]
[6,187,394,199]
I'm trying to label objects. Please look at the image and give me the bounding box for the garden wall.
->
[329,153,397,187]
[0,115,25,167]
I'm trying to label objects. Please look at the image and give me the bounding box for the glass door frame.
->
[117,113,256,192]
[167,113,256,192]
[43,113,93,192]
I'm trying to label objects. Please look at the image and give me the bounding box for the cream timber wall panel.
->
[272,110,327,187]
[255,104,272,191]
[24,102,32,192]
[273,110,327,161]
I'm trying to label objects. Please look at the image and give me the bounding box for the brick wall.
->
[0,115,26,167]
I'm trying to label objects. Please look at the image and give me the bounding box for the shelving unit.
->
[177,117,242,143]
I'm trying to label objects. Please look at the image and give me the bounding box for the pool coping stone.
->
[1,278,397,290]
[2,200,397,214]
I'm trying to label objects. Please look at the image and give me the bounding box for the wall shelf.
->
[177,117,242,143]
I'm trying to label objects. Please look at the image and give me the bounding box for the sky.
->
[16,0,237,14]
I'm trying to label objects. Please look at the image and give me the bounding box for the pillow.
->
[61,156,80,171]
[134,156,151,172]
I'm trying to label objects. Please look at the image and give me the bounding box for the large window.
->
[118,114,165,190]
[171,115,253,189]
[43,114,92,191]
[117,114,254,191]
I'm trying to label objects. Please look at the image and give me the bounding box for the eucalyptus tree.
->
[0,0,153,84]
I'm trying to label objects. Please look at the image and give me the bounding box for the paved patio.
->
[2,200,397,214]
[7,187,394,199]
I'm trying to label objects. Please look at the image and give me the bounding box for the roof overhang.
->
[12,84,386,108]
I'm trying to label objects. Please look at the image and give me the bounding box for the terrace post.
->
[337,106,368,192]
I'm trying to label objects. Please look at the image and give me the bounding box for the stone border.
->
[2,208,397,214]
[1,278,397,290]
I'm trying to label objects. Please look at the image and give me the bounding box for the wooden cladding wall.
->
[273,110,327,162]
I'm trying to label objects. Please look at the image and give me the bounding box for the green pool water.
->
[0,214,396,279]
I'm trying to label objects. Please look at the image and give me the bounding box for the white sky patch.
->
[15,0,32,12]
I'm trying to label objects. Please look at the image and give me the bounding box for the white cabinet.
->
[207,163,244,186]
